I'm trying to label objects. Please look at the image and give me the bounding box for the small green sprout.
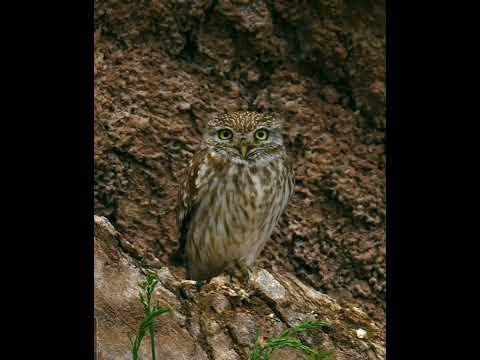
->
[129,271,170,360]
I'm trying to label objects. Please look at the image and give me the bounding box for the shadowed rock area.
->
[94,0,385,357]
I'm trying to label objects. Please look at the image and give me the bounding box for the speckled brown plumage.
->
[176,111,294,281]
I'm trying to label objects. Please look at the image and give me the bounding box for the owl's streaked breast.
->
[185,151,292,280]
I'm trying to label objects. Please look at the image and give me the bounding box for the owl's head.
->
[204,111,285,162]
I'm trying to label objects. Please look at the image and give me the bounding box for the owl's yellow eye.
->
[218,129,233,140]
[254,129,269,141]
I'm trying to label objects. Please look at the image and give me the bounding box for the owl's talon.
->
[225,264,239,284]
[224,259,255,290]
[196,280,207,290]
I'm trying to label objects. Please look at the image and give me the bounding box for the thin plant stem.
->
[130,271,170,360]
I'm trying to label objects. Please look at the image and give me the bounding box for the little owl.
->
[175,111,294,282]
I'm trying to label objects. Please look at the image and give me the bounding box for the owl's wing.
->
[172,149,207,265]
[285,154,295,203]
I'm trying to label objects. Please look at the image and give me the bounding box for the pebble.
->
[356,328,367,339]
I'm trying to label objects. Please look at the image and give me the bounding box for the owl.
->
[175,111,294,282]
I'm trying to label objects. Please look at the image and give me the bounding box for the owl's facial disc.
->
[204,116,284,162]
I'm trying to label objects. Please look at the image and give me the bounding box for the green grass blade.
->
[130,271,170,360]
[249,320,333,360]
[280,321,330,338]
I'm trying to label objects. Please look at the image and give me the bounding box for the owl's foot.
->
[225,260,256,289]
[195,280,207,290]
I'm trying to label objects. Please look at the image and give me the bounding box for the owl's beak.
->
[239,144,249,158]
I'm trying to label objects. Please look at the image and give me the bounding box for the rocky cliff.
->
[94,0,385,358]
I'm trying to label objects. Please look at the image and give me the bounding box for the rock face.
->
[95,216,385,360]
[94,0,386,326]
